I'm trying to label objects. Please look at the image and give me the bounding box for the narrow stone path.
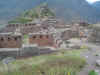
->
[78,42,100,75]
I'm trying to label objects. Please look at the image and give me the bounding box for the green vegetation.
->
[23,35,29,44]
[8,3,55,24]
[0,49,86,75]
[8,17,32,24]
[88,70,98,75]
[32,56,85,75]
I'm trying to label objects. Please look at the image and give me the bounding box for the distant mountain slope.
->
[92,1,100,9]
[47,0,100,23]
[8,3,55,24]
[0,0,43,23]
[0,0,100,24]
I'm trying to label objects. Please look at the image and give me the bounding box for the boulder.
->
[96,60,100,66]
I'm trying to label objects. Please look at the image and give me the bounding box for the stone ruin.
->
[0,33,22,48]
[0,17,90,49]
[88,24,100,43]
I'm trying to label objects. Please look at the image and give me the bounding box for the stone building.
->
[71,23,80,37]
[0,18,89,49]
[88,24,100,43]
[71,22,90,38]
[1,23,38,33]
[0,33,22,48]
[61,30,72,40]
[29,32,57,48]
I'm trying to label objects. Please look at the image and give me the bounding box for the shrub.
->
[88,70,98,75]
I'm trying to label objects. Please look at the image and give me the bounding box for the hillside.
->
[47,0,100,23]
[0,0,44,23]
[0,0,100,24]
[92,1,100,9]
[8,3,55,24]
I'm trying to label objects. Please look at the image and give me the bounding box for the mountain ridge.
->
[0,0,100,24]
[92,1,100,9]
[0,0,44,24]
[47,0,100,23]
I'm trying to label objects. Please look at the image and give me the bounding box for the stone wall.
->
[0,35,22,48]
[88,29,100,43]
[29,34,56,48]
[61,30,72,40]
[1,23,37,33]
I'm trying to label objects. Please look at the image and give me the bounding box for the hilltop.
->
[8,3,55,24]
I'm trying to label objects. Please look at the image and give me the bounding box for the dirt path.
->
[78,42,100,75]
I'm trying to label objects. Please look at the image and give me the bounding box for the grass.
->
[32,56,86,75]
[23,35,29,44]
[88,70,98,75]
[0,50,86,75]
[8,17,32,24]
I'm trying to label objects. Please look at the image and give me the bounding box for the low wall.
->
[0,47,56,60]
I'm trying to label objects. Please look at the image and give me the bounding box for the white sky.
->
[86,0,100,3]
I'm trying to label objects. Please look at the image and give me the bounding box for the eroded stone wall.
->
[29,34,56,47]
[0,35,22,48]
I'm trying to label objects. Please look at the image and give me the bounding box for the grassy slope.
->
[0,49,87,75]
